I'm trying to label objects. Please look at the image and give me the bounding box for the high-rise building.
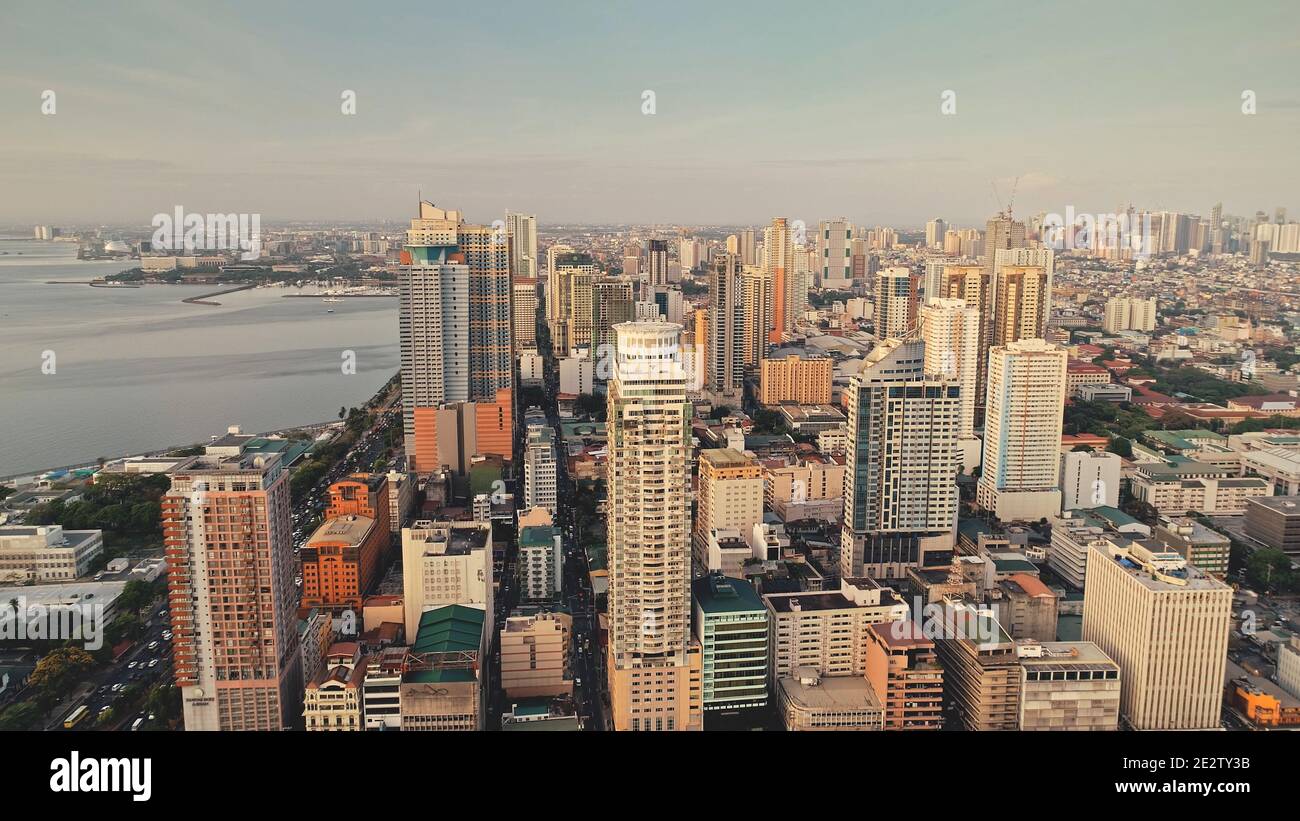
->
[874,266,918,339]
[1103,297,1158,333]
[606,321,702,731]
[518,508,562,602]
[939,264,993,423]
[764,218,794,344]
[991,265,1050,346]
[978,339,1067,522]
[983,213,1026,278]
[163,453,303,730]
[692,573,769,715]
[1082,540,1232,729]
[400,201,512,470]
[512,278,539,347]
[592,278,636,357]
[523,424,558,515]
[740,265,771,366]
[817,218,854,289]
[693,448,764,574]
[932,599,1022,731]
[706,253,744,401]
[645,238,669,291]
[1017,640,1121,730]
[841,339,960,579]
[925,218,947,250]
[301,474,391,610]
[920,297,981,446]
[506,211,537,279]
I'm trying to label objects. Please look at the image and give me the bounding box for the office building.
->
[841,339,961,579]
[0,525,103,583]
[1017,641,1121,730]
[402,605,485,730]
[162,453,303,731]
[764,579,911,678]
[741,265,771,366]
[519,511,562,601]
[977,339,1067,522]
[925,218,947,250]
[991,265,1050,346]
[606,321,703,731]
[920,297,981,468]
[932,599,1022,731]
[817,218,854,289]
[692,573,768,714]
[765,217,795,343]
[513,278,539,347]
[1154,516,1231,577]
[1082,540,1232,729]
[1244,495,1300,560]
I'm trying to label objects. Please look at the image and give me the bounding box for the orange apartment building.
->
[759,354,833,406]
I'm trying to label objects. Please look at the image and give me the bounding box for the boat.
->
[322,296,344,303]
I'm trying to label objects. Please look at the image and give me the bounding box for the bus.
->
[63,705,90,729]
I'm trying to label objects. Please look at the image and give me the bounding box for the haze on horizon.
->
[2,0,1298,228]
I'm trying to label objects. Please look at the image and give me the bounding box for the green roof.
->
[520,525,559,548]
[692,573,765,614]
[1091,505,1140,528]
[411,605,485,655]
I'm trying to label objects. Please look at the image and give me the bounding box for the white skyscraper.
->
[606,321,702,731]
[1060,450,1122,511]
[817,218,854,289]
[978,338,1068,521]
[841,338,961,579]
[706,252,744,401]
[921,298,982,471]
[523,424,558,516]
[874,266,917,340]
[925,218,947,250]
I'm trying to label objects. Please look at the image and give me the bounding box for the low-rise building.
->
[1017,640,1120,730]
[0,525,103,582]
[500,611,572,699]
[401,605,485,731]
[1244,495,1300,559]
[865,620,944,730]
[776,668,884,731]
[1153,516,1231,577]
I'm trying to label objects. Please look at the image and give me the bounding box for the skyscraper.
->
[706,252,744,401]
[940,264,993,425]
[740,265,771,367]
[983,213,1026,278]
[512,278,539,347]
[506,211,537,279]
[920,297,982,470]
[645,238,669,292]
[163,453,303,730]
[1082,540,1232,729]
[925,218,947,250]
[764,217,794,344]
[977,338,1067,521]
[991,265,1050,347]
[592,278,636,358]
[841,338,961,579]
[606,321,703,731]
[874,266,918,340]
[400,201,513,471]
[817,218,853,289]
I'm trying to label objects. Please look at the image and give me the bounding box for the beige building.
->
[693,448,765,573]
[303,650,365,732]
[977,339,1067,522]
[765,579,911,679]
[777,669,884,731]
[500,611,573,699]
[931,599,1022,731]
[1017,641,1121,731]
[991,265,1050,346]
[764,459,846,522]
[1103,296,1157,334]
[759,354,833,406]
[0,525,103,583]
[400,520,493,640]
[1082,540,1232,729]
[606,321,703,731]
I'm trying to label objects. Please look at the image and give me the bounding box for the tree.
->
[0,702,41,731]
[28,647,95,694]
[1246,548,1296,594]
[1107,436,1133,458]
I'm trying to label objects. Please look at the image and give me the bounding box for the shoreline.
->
[0,418,343,485]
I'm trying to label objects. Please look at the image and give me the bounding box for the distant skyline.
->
[3,0,1298,227]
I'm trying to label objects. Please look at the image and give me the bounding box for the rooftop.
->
[410,604,485,655]
[693,573,765,615]
[306,514,375,547]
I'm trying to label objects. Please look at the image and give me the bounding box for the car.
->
[158,609,168,618]
[111,683,125,693]
[147,641,159,651]
[148,659,160,668]
[127,661,138,669]
[162,631,172,641]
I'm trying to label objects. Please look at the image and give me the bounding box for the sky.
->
[2,0,1298,228]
